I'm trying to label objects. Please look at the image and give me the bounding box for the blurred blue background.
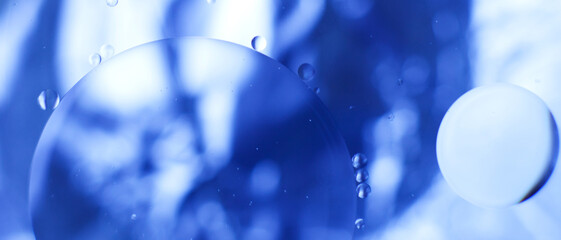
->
[2,0,561,239]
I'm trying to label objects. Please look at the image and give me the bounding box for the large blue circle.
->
[29,38,356,239]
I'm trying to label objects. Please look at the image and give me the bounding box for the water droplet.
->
[37,89,60,111]
[89,53,101,66]
[298,63,316,81]
[99,44,114,59]
[106,0,118,7]
[355,218,365,229]
[206,0,216,3]
[387,113,395,121]
[314,87,320,94]
[351,153,368,169]
[397,78,403,86]
[356,183,371,199]
[130,214,137,220]
[355,169,369,183]
[251,36,267,51]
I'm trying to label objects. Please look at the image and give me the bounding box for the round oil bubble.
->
[30,37,356,239]
[298,63,316,81]
[356,183,371,199]
[351,153,368,169]
[251,36,267,51]
[99,44,115,59]
[37,89,60,111]
[354,218,365,230]
[89,53,101,66]
[436,83,558,208]
[355,168,369,183]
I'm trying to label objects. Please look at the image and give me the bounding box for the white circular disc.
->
[437,83,558,208]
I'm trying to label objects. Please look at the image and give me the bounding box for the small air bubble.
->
[387,113,395,121]
[251,36,267,51]
[249,201,253,206]
[207,0,216,3]
[37,89,60,111]
[351,153,368,169]
[355,169,369,183]
[298,63,316,81]
[355,218,365,229]
[397,78,403,86]
[89,53,101,66]
[99,44,114,59]
[356,183,371,199]
[131,214,137,220]
[314,87,320,94]
[106,0,118,7]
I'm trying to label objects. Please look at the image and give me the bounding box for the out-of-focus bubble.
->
[207,0,216,4]
[29,37,356,239]
[89,53,101,66]
[251,36,267,51]
[437,83,558,208]
[352,153,368,169]
[250,160,280,197]
[332,0,375,19]
[356,183,371,199]
[99,44,115,59]
[106,0,118,7]
[37,89,60,111]
[402,56,430,95]
[298,63,316,81]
